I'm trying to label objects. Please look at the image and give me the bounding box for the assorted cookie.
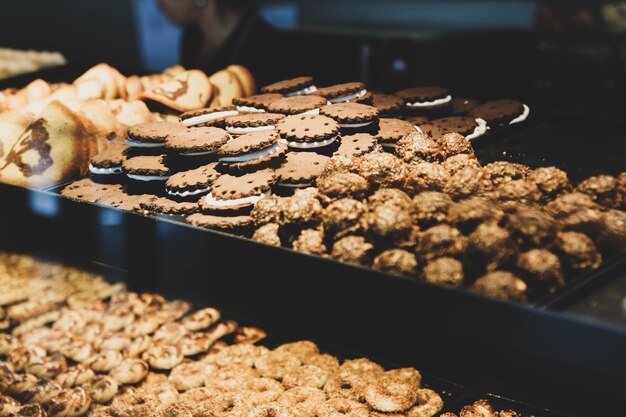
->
[88,144,129,177]
[314,82,367,103]
[122,155,171,182]
[233,93,284,113]
[179,105,238,128]
[165,125,230,156]
[375,118,418,148]
[261,76,317,96]
[199,169,276,214]
[165,162,221,200]
[320,102,380,133]
[268,95,328,115]
[224,112,285,136]
[217,130,287,172]
[419,117,487,141]
[469,99,530,127]
[277,114,340,150]
[275,152,330,188]
[396,86,452,114]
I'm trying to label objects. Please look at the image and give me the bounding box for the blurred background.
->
[0,0,625,119]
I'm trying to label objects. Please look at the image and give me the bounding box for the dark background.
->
[1,1,625,119]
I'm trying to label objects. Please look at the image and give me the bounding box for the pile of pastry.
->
[0,48,66,81]
[442,400,521,417]
[0,63,254,188]
[0,253,444,417]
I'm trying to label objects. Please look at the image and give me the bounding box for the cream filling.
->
[339,120,375,129]
[509,104,530,125]
[466,118,488,140]
[285,85,317,97]
[180,149,218,156]
[329,89,367,104]
[219,142,282,163]
[167,186,211,198]
[287,136,337,149]
[298,108,320,115]
[89,164,123,175]
[125,139,164,148]
[204,191,270,208]
[406,95,452,108]
[278,182,313,188]
[181,110,239,126]
[236,105,265,113]
[127,173,170,181]
[226,125,275,135]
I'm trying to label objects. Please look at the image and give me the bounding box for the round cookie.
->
[165,162,221,200]
[126,121,186,148]
[450,98,480,115]
[268,96,328,115]
[419,117,487,140]
[469,99,530,127]
[370,93,404,117]
[375,118,418,148]
[261,77,317,96]
[354,91,374,105]
[224,113,285,135]
[165,126,230,155]
[276,152,330,188]
[123,155,171,181]
[186,213,253,233]
[319,102,379,133]
[403,115,430,126]
[233,94,284,113]
[199,169,276,214]
[277,114,339,150]
[89,144,129,176]
[140,197,199,216]
[218,130,287,172]
[334,133,378,158]
[314,82,367,104]
[179,105,239,128]
[61,179,123,203]
[395,86,451,113]
[97,190,158,212]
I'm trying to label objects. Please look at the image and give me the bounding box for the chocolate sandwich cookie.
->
[217,130,287,172]
[314,82,367,104]
[370,93,404,117]
[123,154,171,195]
[419,116,487,140]
[469,99,530,127]
[199,169,276,214]
[277,114,340,151]
[165,162,221,201]
[97,190,158,213]
[261,76,317,96]
[334,133,378,158]
[179,105,238,128]
[375,118,418,149]
[450,98,480,115]
[165,126,230,156]
[232,94,284,113]
[354,91,374,105]
[61,179,123,203]
[267,95,328,115]
[395,86,452,115]
[126,121,186,148]
[319,102,380,134]
[140,197,199,216]
[224,113,285,136]
[403,115,430,126]
[186,213,253,234]
[275,152,330,188]
[89,144,129,181]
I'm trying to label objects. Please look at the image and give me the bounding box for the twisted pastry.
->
[45,387,91,417]
[254,351,301,381]
[242,378,284,405]
[206,320,238,345]
[204,364,258,392]
[275,342,320,363]
[142,343,183,370]
[122,336,152,359]
[36,331,72,354]
[282,365,329,390]
[60,341,96,364]
[88,351,123,373]
[109,359,149,385]
[7,299,62,324]
[0,335,18,356]
[168,361,217,392]
[85,376,118,404]
[3,373,38,397]
[26,354,68,380]
[126,315,161,338]
[0,364,16,393]
[8,346,46,372]
[153,323,188,345]
[181,308,220,332]
[54,366,95,389]
[98,333,130,352]
[154,300,190,323]
[52,312,86,333]
[364,368,421,412]
[16,329,52,349]
[9,404,47,417]
[406,389,443,417]
[0,395,19,416]
[177,333,211,357]
[76,323,104,346]
[18,379,62,404]
[233,327,267,345]
[12,310,61,336]
[278,387,326,417]
[101,308,134,333]
[213,343,269,368]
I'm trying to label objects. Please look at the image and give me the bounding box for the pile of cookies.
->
[0,253,444,417]
[0,63,254,188]
[441,400,521,417]
[0,47,66,81]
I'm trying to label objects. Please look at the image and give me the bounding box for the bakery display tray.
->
[0,181,624,416]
